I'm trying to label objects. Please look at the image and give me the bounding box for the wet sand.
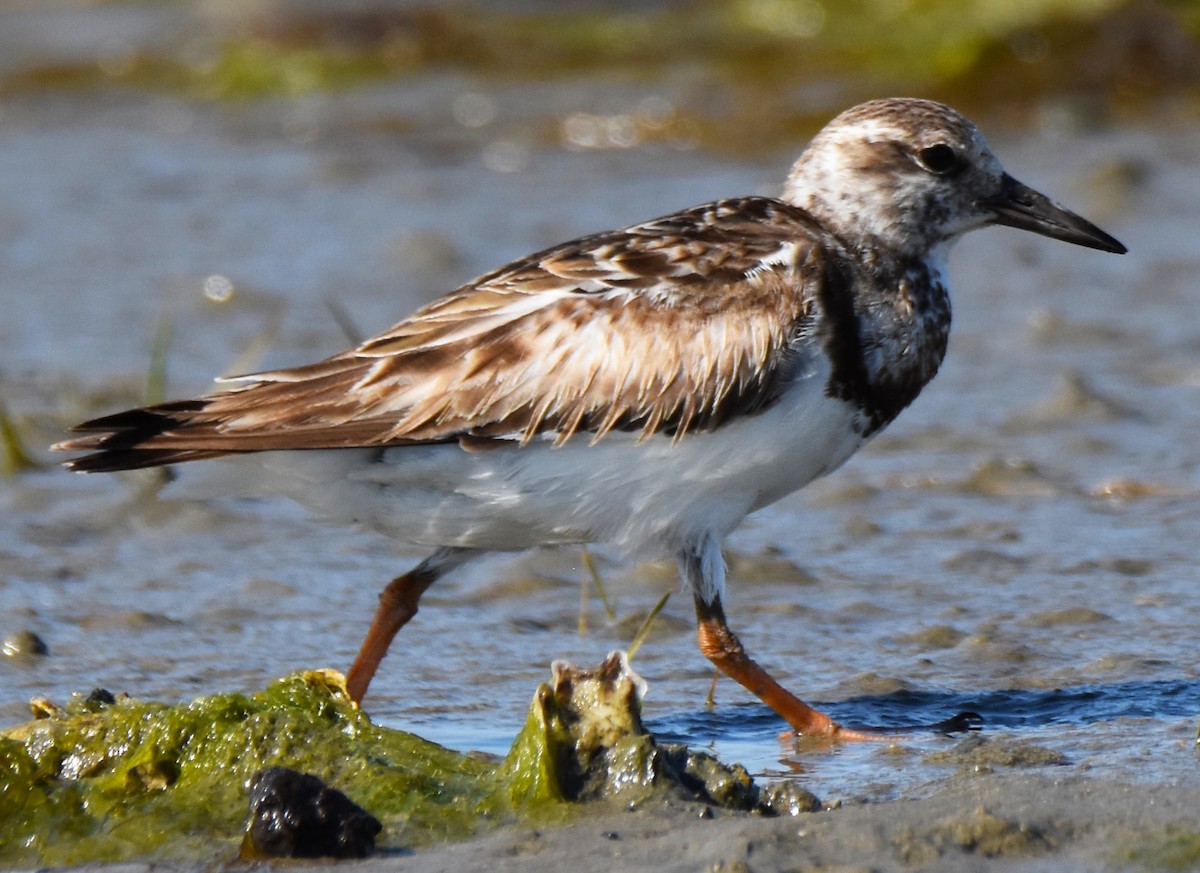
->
[373,774,1200,873]
[34,773,1200,872]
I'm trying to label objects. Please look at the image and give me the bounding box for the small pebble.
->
[85,688,117,709]
[3,630,49,658]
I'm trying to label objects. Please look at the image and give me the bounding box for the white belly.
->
[213,357,864,556]
[186,360,867,557]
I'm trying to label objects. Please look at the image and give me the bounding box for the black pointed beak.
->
[982,174,1126,254]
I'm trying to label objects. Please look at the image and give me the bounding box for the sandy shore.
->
[383,773,1197,873]
[31,770,1197,872]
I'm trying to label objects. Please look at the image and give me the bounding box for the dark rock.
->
[85,688,116,709]
[243,766,382,859]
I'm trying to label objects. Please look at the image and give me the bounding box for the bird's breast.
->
[817,256,952,438]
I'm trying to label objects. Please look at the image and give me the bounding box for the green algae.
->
[895,805,1055,864]
[502,651,654,805]
[924,734,1070,773]
[500,652,782,813]
[1121,825,1200,871]
[0,398,40,476]
[0,670,501,865]
[5,0,1196,146]
[1,656,794,866]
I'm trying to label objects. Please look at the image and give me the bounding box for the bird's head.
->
[784,98,1126,259]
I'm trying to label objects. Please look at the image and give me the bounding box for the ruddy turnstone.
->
[57,98,1125,738]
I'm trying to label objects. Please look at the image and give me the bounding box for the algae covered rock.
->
[503,650,653,803]
[501,650,803,813]
[0,670,498,865]
[1,655,811,867]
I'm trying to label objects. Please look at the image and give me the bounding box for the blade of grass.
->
[578,573,588,636]
[144,312,174,406]
[0,399,39,475]
[324,295,365,345]
[625,590,671,662]
[581,545,617,621]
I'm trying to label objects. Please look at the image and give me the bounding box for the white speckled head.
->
[784,99,1005,255]
[784,98,1125,258]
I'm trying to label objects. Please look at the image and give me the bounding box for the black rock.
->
[245,766,382,859]
[85,688,116,708]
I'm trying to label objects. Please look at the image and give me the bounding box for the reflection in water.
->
[653,678,1200,799]
[660,677,1200,738]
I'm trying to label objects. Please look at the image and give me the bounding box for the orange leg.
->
[694,594,906,741]
[694,593,845,737]
[345,549,469,704]
[681,533,902,742]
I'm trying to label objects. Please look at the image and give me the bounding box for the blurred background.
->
[6,0,1200,140]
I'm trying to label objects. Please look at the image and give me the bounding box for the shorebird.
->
[57,98,1125,738]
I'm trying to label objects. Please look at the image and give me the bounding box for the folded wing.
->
[58,198,837,472]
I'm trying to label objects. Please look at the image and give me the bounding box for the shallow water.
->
[3,3,1200,813]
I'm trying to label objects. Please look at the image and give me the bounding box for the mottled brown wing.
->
[58,198,836,471]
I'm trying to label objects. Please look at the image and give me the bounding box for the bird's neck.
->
[785,162,958,264]
[810,233,953,440]
[848,236,954,291]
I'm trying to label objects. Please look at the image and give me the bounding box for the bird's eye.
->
[917,143,963,176]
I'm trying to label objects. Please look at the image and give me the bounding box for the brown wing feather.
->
[58,197,836,471]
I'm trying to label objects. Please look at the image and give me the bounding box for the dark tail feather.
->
[63,447,229,473]
[65,401,207,437]
[54,400,223,473]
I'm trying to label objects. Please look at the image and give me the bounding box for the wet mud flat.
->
[6,664,1200,872]
[355,776,1200,873]
[5,1,1200,870]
